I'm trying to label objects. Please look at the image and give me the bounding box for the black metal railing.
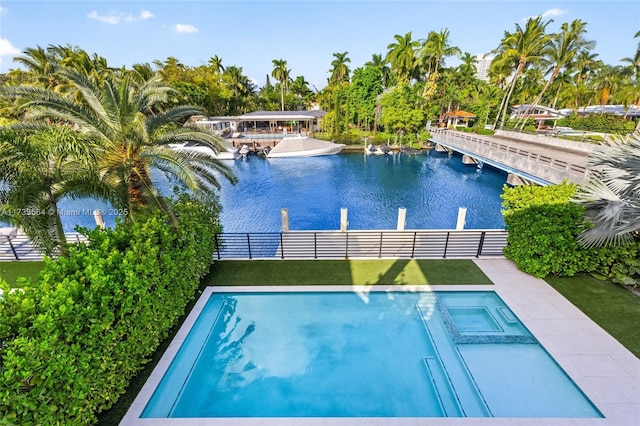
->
[213,230,508,260]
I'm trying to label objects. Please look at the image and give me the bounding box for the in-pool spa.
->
[142,291,602,418]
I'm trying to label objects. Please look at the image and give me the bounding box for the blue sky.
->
[1,1,638,89]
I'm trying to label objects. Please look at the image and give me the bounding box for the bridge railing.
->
[213,230,508,260]
[430,128,591,183]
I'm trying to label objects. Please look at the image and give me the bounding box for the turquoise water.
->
[142,291,602,418]
[3,150,506,233]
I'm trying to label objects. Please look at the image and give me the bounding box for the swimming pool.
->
[140,290,601,419]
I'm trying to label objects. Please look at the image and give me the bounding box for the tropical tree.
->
[573,133,640,247]
[328,51,351,85]
[348,65,384,130]
[365,53,393,88]
[621,30,640,80]
[208,55,225,74]
[570,50,599,109]
[379,83,425,138]
[11,45,61,89]
[491,16,552,129]
[385,32,419,84]
[0,126,98,255]
[456,52,478,80]
[418,28,461,99]
[518,19,594,129]
[2,68,237,223]
[271,59,290,111]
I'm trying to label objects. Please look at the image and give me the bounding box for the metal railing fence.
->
[213,230,507,260]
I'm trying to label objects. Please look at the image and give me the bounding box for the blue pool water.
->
[4,151,506,233]
[142,291,602,418]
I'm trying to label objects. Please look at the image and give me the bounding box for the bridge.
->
[429,128,595,185]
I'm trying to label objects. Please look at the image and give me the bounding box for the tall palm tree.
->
[0,126,98,255]
[418,29,461,99]
[491,16,552,129]
[385,32,419,84]
[328,52,351,85]
[571,50,599,109]
[12,45,61,89]
[518,19,594,129]
[208,55,225,74]
[365,53,393,88]
[456,52,478,80]
[2,68,237,222]
[573,133,640,247]
[271,59,290,111]
[621,30,640,80]
[591,62,627,107]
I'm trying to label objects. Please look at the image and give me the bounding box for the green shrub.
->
[558,113,635,134]
[331,131,362,145]
[502,182,593,276]
[0,194,220,425]
[472,127,495,136]
[502,182,640,281]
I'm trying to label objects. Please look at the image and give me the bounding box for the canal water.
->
[13,151,508,232]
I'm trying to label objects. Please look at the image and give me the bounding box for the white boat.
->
[266,136,346,158]
[365,143,377,155]
[374,143,392,156]
[239,145,251,158]
[169,141,241,160]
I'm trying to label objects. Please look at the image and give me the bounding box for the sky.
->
[0,0,638,90]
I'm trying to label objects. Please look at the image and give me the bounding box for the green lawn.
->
[0,261,45,287]
[546,275,640,358]
[205,259,493,286]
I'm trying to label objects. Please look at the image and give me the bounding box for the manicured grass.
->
[0,261,45,287]
[546,275,640,358]
[205,259,493,286]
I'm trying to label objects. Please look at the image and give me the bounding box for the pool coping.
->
[120,259,640,426]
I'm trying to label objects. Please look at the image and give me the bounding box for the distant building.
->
[474,54,494,82]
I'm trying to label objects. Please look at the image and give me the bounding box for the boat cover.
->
[268,137,342,155]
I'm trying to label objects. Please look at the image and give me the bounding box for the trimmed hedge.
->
[0,195,220,425]
[502,183,640,282]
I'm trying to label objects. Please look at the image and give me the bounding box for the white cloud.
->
[522,8,568,22]
[87,9,154,25]
[0,38,21,70]
[0,38,21,57]
[0,6,8,15]
[173,24,198,34]
[541,8,568,18]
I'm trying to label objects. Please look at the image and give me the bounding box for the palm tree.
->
[208,55,225,74]
[571,50,599,109]
[518,19,594,129]
[456,52,478,80]
[573,133,640,247]
[492,16,552,129]
[417,29,461,99]
[12,45,61,89]
[365,53,393,88]
[0,126,98,255]
[271,59,290,111]
[2,68,237,222]
[385,32,419,84]
[591,62,627,107]
[621,30,640,80]
[328,52,351,85]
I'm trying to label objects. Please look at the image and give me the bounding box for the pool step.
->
[424,357,463,417]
